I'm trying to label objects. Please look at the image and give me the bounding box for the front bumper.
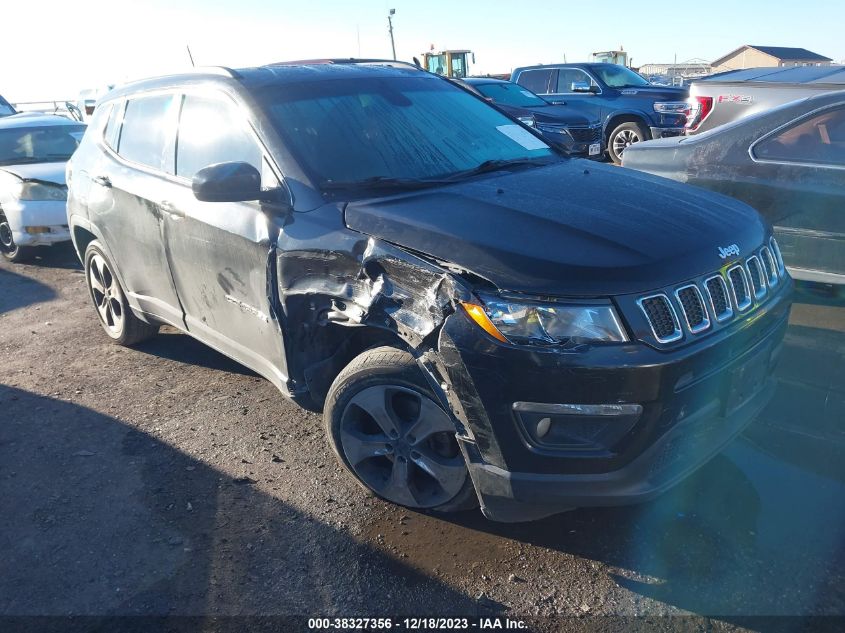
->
[649,126,686,139]
[2,199,71,246]
[435,281,792,522]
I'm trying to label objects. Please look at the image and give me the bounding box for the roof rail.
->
[266,58,421,71]
[192,66,241,78]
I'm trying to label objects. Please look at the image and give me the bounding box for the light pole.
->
[387,9,396,61]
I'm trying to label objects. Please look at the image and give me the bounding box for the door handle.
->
[92,175,111,188]
[160,201,185,219]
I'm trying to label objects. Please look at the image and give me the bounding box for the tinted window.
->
[516,70,553,95]
[258,76,553,186]
[118,95,176,170]
[0,124,86,165]
[176,95,262,180]
[555,68,594,93]
[755,106,845,167]
[475,83,547,108]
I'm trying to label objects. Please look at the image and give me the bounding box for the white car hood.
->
[0,161,66,185]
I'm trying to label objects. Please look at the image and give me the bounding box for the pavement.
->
[1,244,843,632]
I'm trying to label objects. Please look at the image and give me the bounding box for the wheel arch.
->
[604,111,651,141]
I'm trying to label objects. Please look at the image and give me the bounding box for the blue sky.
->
[5,0,843,101]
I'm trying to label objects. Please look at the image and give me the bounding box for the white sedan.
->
[0,114,86,262]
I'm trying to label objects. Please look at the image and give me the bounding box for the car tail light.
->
[686,96,713,131]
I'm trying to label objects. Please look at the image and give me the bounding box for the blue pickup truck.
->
[511,63,688,163]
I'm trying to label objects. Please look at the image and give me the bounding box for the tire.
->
[84,240,159,346]
[607,121,649,165]
[324,346,478,513]
[0,212,33,263]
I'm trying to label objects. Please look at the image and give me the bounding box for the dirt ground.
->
[1,245,844,632]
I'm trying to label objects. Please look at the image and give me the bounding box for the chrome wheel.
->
[612,128,642,156]
[339,385,466,508]
[88,253,124,335]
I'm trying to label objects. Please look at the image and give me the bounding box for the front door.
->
[159,92,289,390]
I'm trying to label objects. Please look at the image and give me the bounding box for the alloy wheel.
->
[0,216,14,253]
[612,129,641,156]
[339,385,467,508]
[88,253,125,335]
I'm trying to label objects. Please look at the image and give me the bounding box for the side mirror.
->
[570,82,594,93]
[192,161,261,203]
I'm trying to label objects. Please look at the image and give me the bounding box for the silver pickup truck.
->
[686,65,845,134]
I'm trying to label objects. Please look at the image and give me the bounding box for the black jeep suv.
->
[67,61,792,522]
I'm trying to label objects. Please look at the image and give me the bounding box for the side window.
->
[103,101,124,150]
[754,106,845,167]
[516,70,553,95]
[118,94,177,171]
[175,95,263,181]
[556,68,593,93]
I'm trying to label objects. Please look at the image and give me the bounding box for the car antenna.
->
[186,45,196,68]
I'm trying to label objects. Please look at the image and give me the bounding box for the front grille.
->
[746,256,767,300]
[638,295,681,343]
[760,247,778,287]
[675,285,710,333]
[568,126,602,143]
[704,275,733,322]
[728,265,752,311]
[770,237,785,276]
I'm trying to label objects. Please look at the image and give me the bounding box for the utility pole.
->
[387,9,396,61]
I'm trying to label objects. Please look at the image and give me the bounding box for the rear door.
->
[86,93,184,325]
[747,104,845,280]
[157,91,289,390]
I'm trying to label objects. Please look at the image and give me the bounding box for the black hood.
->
[344,161,767,297]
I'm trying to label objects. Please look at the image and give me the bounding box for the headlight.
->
[517,116,535,127]
[536,123,573,139]
[653,101,689,114]
[463,295,628,345]
[14,181,67,201]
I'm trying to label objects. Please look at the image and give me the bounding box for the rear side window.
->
[754,105,845,167]
[516,69,553,95]
[118,94,177,171]
[175,95,262,180]
[103,100,125,150]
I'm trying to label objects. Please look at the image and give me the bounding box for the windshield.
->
[474,82,548,108]
[0,124,86,165]
[257,75,554,187]
[592,65,650,88]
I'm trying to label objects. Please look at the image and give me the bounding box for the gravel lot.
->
[1,245,844,632]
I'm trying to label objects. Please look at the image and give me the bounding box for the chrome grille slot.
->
[675,284,710,333]
[746,255,767,301]
[728,265,752,312]
[638,294,682,343]
[760,246,778,287]
[704,275,733,322]
[770,237,785,276]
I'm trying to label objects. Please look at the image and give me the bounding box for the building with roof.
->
[712,45,832,73]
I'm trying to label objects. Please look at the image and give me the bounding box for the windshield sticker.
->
[496,124,548,150]
[717,94,753,104]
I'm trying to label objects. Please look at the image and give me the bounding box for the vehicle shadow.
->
[16,243,82,270]
[0,385,485,623]
[0,267,56,314]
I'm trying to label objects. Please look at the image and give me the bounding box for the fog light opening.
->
[535,417,551,439]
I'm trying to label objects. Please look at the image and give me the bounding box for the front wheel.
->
[324,346,478,513]
[607,121,649,164]
[84,241,159,345]
[0,212,33,263]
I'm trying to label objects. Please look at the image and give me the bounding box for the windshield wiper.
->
[321,175,452,192]
[442,157,554,182]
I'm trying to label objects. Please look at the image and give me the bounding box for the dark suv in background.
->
[67,60,791,522]
[511,62,688,163]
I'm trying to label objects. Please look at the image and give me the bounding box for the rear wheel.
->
[607,121,649,164]
[0,212,33,263]
[325,346,477,512]
[84,241,159,345]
